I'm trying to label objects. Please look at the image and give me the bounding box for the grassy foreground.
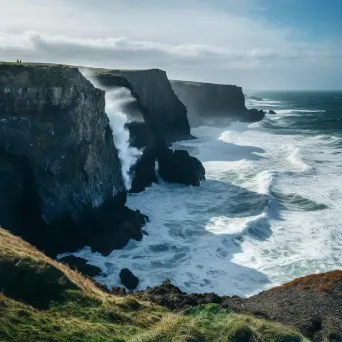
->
[0,228,306,342]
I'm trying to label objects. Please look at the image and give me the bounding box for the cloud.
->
[0,0,341,89]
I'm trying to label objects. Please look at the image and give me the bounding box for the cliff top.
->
[171,79,242,89]
[0,227,305,342]
[0,62,90,88]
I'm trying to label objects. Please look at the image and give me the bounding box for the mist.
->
[80,69,142,190]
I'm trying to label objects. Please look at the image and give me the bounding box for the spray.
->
[80,69,142,190]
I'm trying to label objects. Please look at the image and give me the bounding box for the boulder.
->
[59,255,102,277]
[269,110,277,114]
[130,148,157,193]
[119,268,139,290]
[158,148,205,186]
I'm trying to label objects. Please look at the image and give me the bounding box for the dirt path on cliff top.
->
[128,271,342,341]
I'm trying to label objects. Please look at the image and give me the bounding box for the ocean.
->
[72,91,342,297]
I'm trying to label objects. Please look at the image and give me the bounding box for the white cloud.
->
[0,0,340,89]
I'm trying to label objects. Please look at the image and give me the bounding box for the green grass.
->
[0,228,307,342]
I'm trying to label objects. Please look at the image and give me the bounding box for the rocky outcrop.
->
[269,110,277,114]
[59,255,102,277]
[171,80,265,125]
[0,64,146,256]
[120,268,139,290]
[90,69,205,191]
[158,149,205,186]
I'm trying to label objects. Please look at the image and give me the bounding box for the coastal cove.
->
[0,62,341,341]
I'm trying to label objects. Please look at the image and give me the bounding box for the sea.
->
[71,90,342,297]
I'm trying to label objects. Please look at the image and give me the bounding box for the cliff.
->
[170,80,265,125]
[0,227,305,342]
[0,63,146,256]
[90,68,192,142]
[90,68,205,192]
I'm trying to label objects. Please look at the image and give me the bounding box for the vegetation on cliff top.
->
[0,227,306,342]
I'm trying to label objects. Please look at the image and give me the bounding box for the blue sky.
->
[0,0,341,89]
[259,0,341,42]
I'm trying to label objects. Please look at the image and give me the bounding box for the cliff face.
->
[170,80,265,125]
[0,64,124,223]
[0,64,146,256]
[93,68,191,142]
[91,69,205,192]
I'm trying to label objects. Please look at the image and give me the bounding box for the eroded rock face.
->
[158,148,205,186]
[0,64,147,256]
[95,68,192,142]
[0,64,124,223]
[170,80,265,125]
[91,70,205,192]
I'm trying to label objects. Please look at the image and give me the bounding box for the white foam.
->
[80,69,142,190]
[276,109,326,114]
[63,104,342,296]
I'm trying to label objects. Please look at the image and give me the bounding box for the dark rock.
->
[0,64,148,257]
[269,110,277,114]
[157,148,205,186]
[119,268,139,290]
[130,147,157,193]
[98,69,192,143]
[93,70,204,192]
[59,255,102,277]
[171,80,265,124]
[240,108,266,122]
[134,280,222,311]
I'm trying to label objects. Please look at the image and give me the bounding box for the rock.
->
[59,255,102,277]
[119,268,139,290]
[171,80,265,124]
[239,108,266,122]
[269,110,277,114]
[0,64,148,257]
[158,148,205,186]
[92,69,205,192]
[94,68,192,143]
[134,280,222,311]
[246,95,263,101]
[130,147,157,193]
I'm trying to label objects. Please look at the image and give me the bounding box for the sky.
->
[0,0,341,90]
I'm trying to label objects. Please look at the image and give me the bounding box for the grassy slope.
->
[0,228,307,342]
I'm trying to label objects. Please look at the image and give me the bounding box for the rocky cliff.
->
[92,68,192,142]
[0,63,146,256]
[170,80,265,125]
[90,69,205,192]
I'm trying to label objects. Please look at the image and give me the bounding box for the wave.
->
[276,109,326,114]
[286,146,311,172]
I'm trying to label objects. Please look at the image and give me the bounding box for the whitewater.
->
[69,91,342,297]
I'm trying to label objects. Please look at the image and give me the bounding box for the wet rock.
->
[158,148,205,186]
[59,255,101,277]
[269,110,277,114]
[120,268,139,290]
[130,148,157,193]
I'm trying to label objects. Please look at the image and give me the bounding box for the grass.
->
[0,227,307,342]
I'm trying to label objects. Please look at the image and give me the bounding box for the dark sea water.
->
[63,91,342,297]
